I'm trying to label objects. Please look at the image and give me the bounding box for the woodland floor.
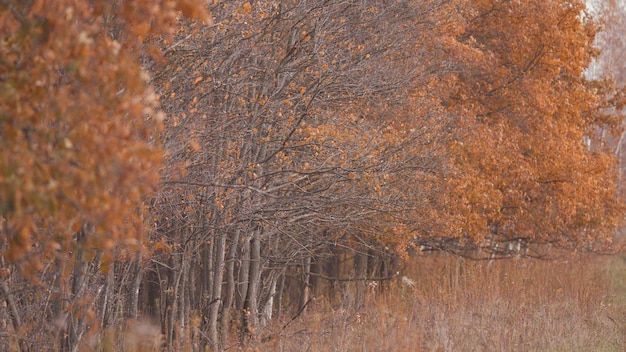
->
[245,252,626,352]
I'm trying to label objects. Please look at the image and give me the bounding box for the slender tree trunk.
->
[243,235,261,339]
[202,240,214,302]
[177,251,190,349]
[127,253,143,320]
[199,240,213,347]
[274,269,286,321]
[220,229,240,344]
[100,261,116,329]
[208,233,226,351]
[186,255,197,348]
[162,253,177,351]
[188,254,196,312]
[236,236,250,311]
[260,273,278,327]
[299,256,311,313]
[0,280,27,351]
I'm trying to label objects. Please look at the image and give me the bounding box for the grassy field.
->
[254,253,626,352]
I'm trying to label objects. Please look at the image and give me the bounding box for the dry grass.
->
[256,253,626,352]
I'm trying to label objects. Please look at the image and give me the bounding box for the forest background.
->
[1,0,626,350]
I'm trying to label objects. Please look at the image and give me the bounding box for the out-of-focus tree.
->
[0,0,209,350]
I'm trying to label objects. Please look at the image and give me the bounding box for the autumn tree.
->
[424,0,626,256]
[144,0,625,349]
[150,0,459,348]
[0,0,209,350]
[2,0,623,350]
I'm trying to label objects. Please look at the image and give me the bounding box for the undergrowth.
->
[255,253,626,352]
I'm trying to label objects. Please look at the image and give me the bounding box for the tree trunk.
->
[274,269,286,321]
[243,235,261,339]
[100,261,116,329]
[177,252,190,348]
[0,280,27,351]
[220,229,240,344]
[199,240,213,347]
[208,233,226,351]
[236,236,250,311]
[299,256,311,313]
[161,253,177,351]
[260,272,278,327]
[127,253,143,320]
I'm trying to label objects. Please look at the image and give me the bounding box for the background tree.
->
[147,0,624,349]
[422,0,626,256]
[150,0,460,348]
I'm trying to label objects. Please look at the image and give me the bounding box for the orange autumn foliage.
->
[0,0,209,269]
[432,0,625,249]
[0,0,624,350]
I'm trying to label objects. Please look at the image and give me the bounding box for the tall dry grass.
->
[256,253,626,352]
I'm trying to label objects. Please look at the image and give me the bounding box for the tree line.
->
[1,0,625,350]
